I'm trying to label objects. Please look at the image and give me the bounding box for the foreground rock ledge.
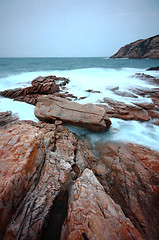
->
[35,95,111,132]
[61,168,142,240]
[94,142,159,240]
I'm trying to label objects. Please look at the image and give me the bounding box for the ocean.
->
[0,57,159,152]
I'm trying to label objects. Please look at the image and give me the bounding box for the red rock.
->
[2,122,95,239]
[0,75,69,105]
[61,168,142,240]
[94,143,159,240]
[147,110,159,119]
[35,96,111,132]
[134,102,155,110]
[100,98,150,121]
[0,123,45,237]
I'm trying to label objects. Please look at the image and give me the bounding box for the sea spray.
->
[0,57,159,152]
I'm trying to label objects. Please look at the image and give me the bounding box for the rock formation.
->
[99,72,159,124]
[110,35,159,59]
[61,168,142,240]
[35,95,111,132]
[0,120,95,239]
[0,68,159,239]
[0,123,46,237]
[93,142,159,240]
[0,112,159,239]
[0,75,69,105]
[0,111,18,126]
[147,66,159,71]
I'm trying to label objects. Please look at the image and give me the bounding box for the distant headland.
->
[110,35,159,59]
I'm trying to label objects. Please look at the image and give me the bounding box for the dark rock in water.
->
[61,168,142,240]
[93,142,159,240]
[132,73,159,85]
[110,35,159,59]
[147,66,159,71]
[0,75,69,105]
[35,95,111,132]
[85,89,101,93]
[0,111,18,126]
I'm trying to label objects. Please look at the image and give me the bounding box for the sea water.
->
[0,57,159,151]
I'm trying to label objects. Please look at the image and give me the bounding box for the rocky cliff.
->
[110,35,159,59]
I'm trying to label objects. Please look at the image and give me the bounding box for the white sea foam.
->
[67,118,159,152]
[0,67,159,152]
[0,96,38,121]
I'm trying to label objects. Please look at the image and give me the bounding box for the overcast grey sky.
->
[0,0,159,57]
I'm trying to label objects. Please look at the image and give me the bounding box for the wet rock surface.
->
[0,111,19,126]
[100,82,159,123]
[100,98,151,121]
[110,35,159,59]
[35,95,111,132]
[147,66,159,71]
[0,75,69,105]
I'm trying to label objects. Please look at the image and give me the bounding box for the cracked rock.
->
[35,95,111,132]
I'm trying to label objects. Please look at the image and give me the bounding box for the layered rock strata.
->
[35,95,111,132]
[110,35,159,59]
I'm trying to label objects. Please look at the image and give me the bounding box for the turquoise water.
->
[1,57,159,77]
[0,57,159,151]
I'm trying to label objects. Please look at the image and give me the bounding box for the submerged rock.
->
[110,35,159,59]
[35,95,111,132]
[61,168,142,240]
[0,111,19,126]
[147,66,159,71]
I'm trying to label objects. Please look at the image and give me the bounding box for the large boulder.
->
[35,95,111,132]
[61,168,142,240]
[94,143,159,240]
[110,35,159,59]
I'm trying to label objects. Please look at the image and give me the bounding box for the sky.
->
[0,0,159,57]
